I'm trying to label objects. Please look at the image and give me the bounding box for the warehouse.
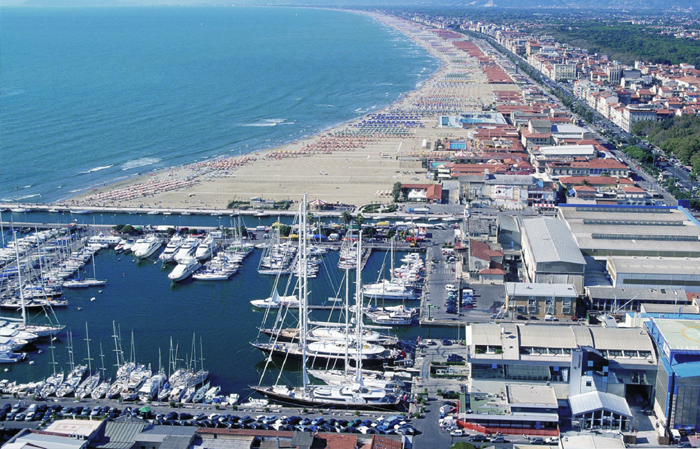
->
[558,204,700,259]
[606,256,700,293]
[521,217,586,292]
[585,286,689,313]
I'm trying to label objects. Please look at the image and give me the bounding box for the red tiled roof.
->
[559,176,634,186]
[470,239,503,261]
[480,268,506,275]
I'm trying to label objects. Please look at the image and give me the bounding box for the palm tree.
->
[340,210,352,226]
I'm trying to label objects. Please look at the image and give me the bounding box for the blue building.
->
[646,318,700,430]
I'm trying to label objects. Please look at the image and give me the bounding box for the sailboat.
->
[4,230,65,339]
[62,251,106,288]
[251,195,402,409]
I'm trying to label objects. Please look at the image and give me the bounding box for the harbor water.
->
[1,219,460,400]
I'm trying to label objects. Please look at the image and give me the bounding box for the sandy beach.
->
[68,12,516,211]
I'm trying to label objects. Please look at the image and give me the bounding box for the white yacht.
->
[195,235,217,260]
[132,236,162,259]
[250,290,299,309]
[174,237,200,264]
[139,372,167,402]
[159,235,184,263]
[168,257,201,282]
[362,279,419,300]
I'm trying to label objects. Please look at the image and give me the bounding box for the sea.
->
[0,6,439,203]
[0,7,455,398]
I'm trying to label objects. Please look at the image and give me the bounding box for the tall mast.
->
[84,323,93,375]
[99,342,106,378]
[355,230,364,386]
[344,267,350,375]
[300,194,309,390]
[13,231,26,327]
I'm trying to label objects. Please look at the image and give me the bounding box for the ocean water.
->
[0,6,439,203]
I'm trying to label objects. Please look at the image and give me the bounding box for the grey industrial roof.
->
[507,282,578,298]
[519,325,577,348]
[586,286,687,302]
[559,207,685,222]
[470,323,655,356]
[574,237,700,256]
[567,222,700,237]
[589,327,655,352]
[93,422,146,449]
[641,303,699,314]
[522,217,586,265]
[569,391,632,418]
[608,256,700,275]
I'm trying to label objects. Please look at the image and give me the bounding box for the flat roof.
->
[469,323,655,356]
[586,286,687,302]
[560,434,627,449]
[641,304,698,314]
[507,282,578,298]
[522,217,586,266]
[608,256,700,276]
[534,145,596,156]
[45,419,103,437]
[650,319,700,352]
[506,384,558,407]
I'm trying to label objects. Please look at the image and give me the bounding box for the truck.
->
[671,428,681,443]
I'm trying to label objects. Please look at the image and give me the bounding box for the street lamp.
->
[427,304,439,321]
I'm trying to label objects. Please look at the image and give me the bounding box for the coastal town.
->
[2,5,700,449]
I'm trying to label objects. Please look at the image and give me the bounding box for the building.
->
[621,105,657,133]
[647,318,700,430]
[558,205,700,259]
[399,183,443,203]
[466,323,657,401]
[569,390,633,431]
[529,145,597,173]
[469,239,504,273]
[606,256,700,293]
[546,158,630,179]
[586,286,689,313]
[458,384,560,437]
[505,282,578,319]
[521,217,586,292]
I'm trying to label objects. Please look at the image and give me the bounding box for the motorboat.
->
[250,289,299,309]
[195,235,217,260]
[173,237,200,264]
[132,236,162,259]
[138,372,166,402]
[168,257,201,282]
[159,235,184,263]
[362,279,419,300]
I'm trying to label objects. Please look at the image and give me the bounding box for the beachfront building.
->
[521,217,586,293]
[647,318,700,430]
[529,145,597,173]
[546,158,630,179]
[505,282,578,320]
[466,323,657,401]
[398,183,444,203]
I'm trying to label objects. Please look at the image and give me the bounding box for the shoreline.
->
[48,12,500,211]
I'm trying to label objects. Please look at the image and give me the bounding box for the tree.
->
[354,214,365,228]
[340,211,352,225]
[392,182,402,202]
